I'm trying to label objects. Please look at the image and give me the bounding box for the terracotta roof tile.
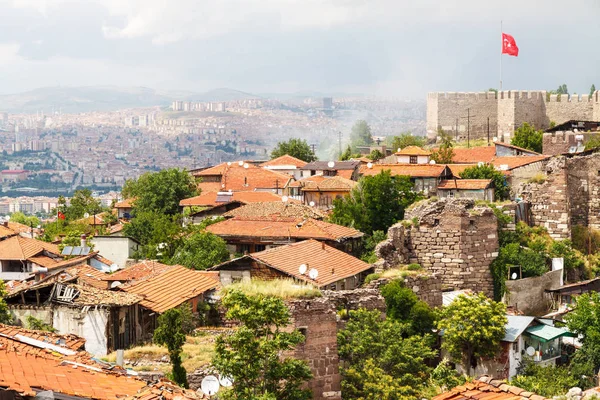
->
[300,176,357,192]
[288,175,327,188]
[359,163,449,178]
[395,146,431,156]
[216,239,372,287]
[114,198,135,208]
[438,179,493,190]
[106,260,175,283]
[451,146,497,163]
[66,284,142,307]
[223,202,327,219]
[197,181,224,194]
[66,264,111,289]
[0,224,17,239]
[260,155,307,168]
[195,163,292,192]
[0,324,86,351]
[180,191,290,207]
[0,235,61,260]
[492,155,549,170]
[207,216,363,241]
[120,266,220,313]
[336,169,356,180]
[432,377,549,400]
[301,161,360,171]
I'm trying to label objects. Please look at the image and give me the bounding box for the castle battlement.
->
[547,93,596,103]
[428,91,497,100]
[498,90,546,100]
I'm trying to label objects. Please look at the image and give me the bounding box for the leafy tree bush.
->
[511,123,543,153]
[8,212,40,228]
[168,231,230,270]
[572,225,600,255]
[26,315,56,332]
[350,120,373,149]
[380,280,436,335]
[331,171,420,235]
[0,281,11,324]
[123,211,183,260]
[213,289,312,400]
[360,230,387,263]
[122,168,198,216]
[437,293,507,375]
[338,308,435,400]
[389,133,426,151]
[429,358,467,393]
[368,149,384,161]
[270,138,317,162]
[590,84,596,97]
[459,163,509,200]
[154,307,189,388]
[511,360,580,397]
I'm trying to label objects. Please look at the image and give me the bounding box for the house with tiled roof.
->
[114,197,135,219]
[438,179,495,201]
[194,161,293,194]
[206,216,364,255]
[285,175,356,210]
[223,202,327,220]
[359,163,453,196]
[0,235,63,280]
[433,376,549,400]
[103,260,175,287]
[260,154,307,179]
[394,146,432,164]
[210,239,373,290]
[300,160,361,180]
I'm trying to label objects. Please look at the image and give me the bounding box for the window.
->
[254,244,266,252]
[410,156,418,164]
[239,244,251,254]
[513,341,519,353]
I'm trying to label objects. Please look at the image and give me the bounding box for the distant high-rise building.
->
[139,115,149,126]
[323,97,333,109]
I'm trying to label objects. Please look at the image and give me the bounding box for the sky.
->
[0,0,599,98]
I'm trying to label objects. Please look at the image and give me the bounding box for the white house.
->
[90,236,140,269]
[395,146,431,164]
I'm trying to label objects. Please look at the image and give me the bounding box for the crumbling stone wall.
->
[376,199,498,297]
[504,270,562,316]
[364,274,443,308]
[543,131,596,156]
[566,152,600,230]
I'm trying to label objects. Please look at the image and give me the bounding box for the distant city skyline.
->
[0,0,598,97]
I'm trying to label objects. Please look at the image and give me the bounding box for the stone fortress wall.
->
[427,90,600,141]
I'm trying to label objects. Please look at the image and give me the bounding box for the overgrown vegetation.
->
[380,279,436,336]
[222,279,322,299]
[459,163,510,200]
[511,123,543,153]
[26,315,56,332]
[153,307,190,388]
[388,133,426,151]
[511,359,583,397]
[270,138,317,162]
[0,281,11,324]
[430,130,455,164]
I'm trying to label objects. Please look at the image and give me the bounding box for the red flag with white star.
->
[502,33,519,56]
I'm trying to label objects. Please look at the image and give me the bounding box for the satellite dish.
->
[367,162,373,169]
[478,161,485,167]
[219,375,233,388]
[309,201,315,207]
[493,137,498,142]
[83,213,90,218]
[243,163,249,169]
[299,264,308,275]
[227,162,232,166]
[327,161,335,168]
[201,375,220,396]
[429,160,436,165]
[281,196,289,202]
[526,346,535,356]
[397,148,401,152]
[511,272,518,280]
[308,268,319,280]
[221,184,226,188]
[238,160,244,166]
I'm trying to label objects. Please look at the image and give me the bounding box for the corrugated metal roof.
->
[525,324,575,342]
[504,316,535,342]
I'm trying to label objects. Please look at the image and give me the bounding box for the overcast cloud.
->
[1,0,598,97]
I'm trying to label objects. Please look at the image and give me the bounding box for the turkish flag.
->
[58,211,65,220]
[502,33,519,56]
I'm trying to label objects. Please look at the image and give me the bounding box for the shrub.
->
[363,273,381,286]
[527,173,547,184]
[407,263,422,271]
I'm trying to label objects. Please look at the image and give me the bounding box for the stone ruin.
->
[375,199,499,297]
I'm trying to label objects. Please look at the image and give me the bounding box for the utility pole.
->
[455,118,459,141]
[487,117,491,146]
[459,108,476,148]
[310,143,316,154]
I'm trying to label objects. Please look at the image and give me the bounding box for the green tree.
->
[154,308,189,388]
[9,212,40,228]
[213,289,312,400]
[0,280,11,324]
[511,123,543,153]
[270,138,317,162]
[437,293,507,375]
[331,170,420,235]
[122,168,198,216]
[557,84,569,95]
[590,84,596,97]
[169,231,230,270]
[123,211,183,260]
[350,120,373,148]
[65,189,103,221]
[459,163,510,200]
[565,291,600,381]
[368,149,384,161]
[338,308,435,400]
[430,130,455,164]
[380,280,436,336]
[511,360,580,397]
[389,133,426,151]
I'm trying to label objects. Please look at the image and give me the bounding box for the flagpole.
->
[500,20,503,91]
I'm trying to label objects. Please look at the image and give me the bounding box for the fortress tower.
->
[427,90,600,142]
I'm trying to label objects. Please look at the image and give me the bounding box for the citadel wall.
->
[427,90,600,141]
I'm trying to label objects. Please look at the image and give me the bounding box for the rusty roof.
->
[438,179,493,190]
[120,266,220,313]
[0,324,86,351]
[260,155,307,168]
[207,216,363,241]
[214,239,371,287]
[395,145,431,156]
[106,260,176,283]
[0,235,61,260]
[0,332,147,398]
[433,376,549,400]
[180,190,289,207]
[223,202,327,220]
[359,163,450,178]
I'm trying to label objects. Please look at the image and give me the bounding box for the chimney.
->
[80,234,87,247]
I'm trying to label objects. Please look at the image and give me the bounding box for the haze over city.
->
[1,0,599,96]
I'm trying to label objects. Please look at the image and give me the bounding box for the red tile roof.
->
[451,146,497,163]
[359,163,449,178]
[114,198,134,208]
[197,181,224,194]
[66,264,111,289]
[0,324,86,351]
[0,332,147,398]
[336,169,356,180]
[395,146,431,156]
[120,266,220,313]
[216,239,371,287]
[260,155,307,168]
[0,235,61,260]
[433,376,549,400]
[106,260,175,283]
[196,163,292,192]
[180,191,289,207]
[223,202,327,219]
[438,179,493,190]
[492,155,549,170]
[300,176,356,192]
[0,224,17,239]
[207,217,363,241]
